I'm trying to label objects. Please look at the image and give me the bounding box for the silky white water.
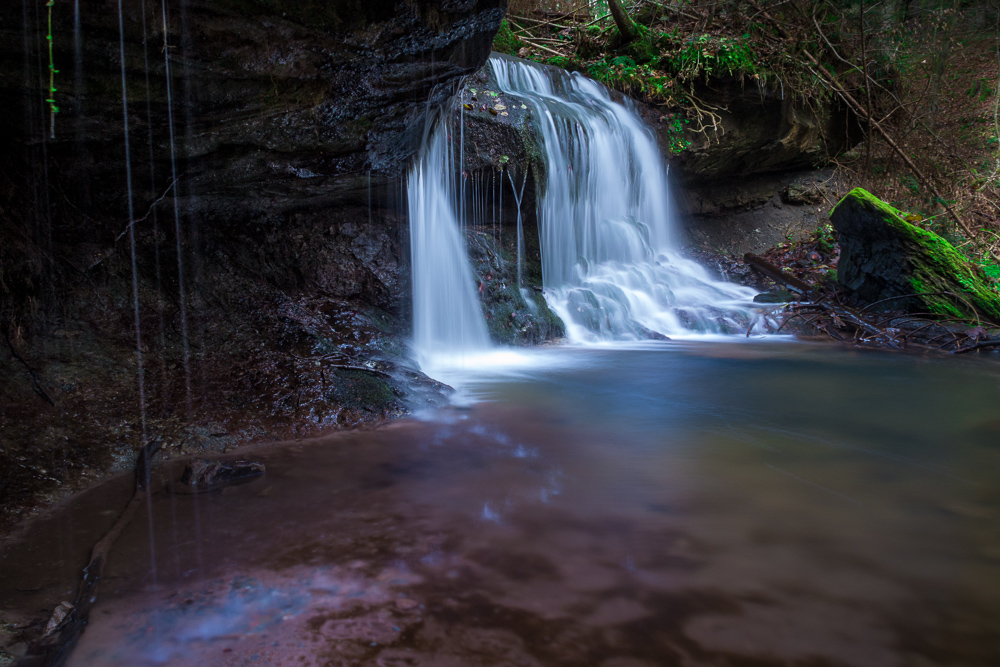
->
[408,56,762,377]
[489,55,757,341]
[408,107,491,374]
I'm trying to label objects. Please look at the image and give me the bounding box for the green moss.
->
[833,188,1000,322]
[493,19,525,56]
[329,369,395,410]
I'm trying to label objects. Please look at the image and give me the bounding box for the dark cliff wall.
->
[0,0,505,530]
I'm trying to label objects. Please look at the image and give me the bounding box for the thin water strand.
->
[160,0,193,417]
[408,106,490,375]
[117,0,148,440]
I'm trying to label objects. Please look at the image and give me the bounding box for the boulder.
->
[830,188,1000,323]
[180,458,265,488]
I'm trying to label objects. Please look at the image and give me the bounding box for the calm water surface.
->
[5,341,1000,666]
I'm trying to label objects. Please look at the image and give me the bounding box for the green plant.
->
[661,113,692,153]
[493,19,525,56]
[45,0,58,137]
[659,34,760,82]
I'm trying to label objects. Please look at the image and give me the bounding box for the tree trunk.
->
[607,0,637,42]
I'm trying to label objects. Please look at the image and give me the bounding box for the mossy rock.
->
[830,188,1000,323]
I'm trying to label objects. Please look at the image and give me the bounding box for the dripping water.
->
[115,0,148,440]
[408,104,490,375]
[118,0,160,619]
[160,0,193,417]
[507,169,528,292]
[140,0,169,404]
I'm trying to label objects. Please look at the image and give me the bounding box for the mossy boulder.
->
[830,188,1000,323]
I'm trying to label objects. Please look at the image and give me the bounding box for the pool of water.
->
[4,341,1000,666]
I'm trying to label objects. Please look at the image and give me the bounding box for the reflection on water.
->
[4,342,1000,666]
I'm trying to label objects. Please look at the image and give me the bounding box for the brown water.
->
[3,341,1000,666]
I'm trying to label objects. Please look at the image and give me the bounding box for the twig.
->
[519,39,566,58]
[114,178,179,244]
[508,14,572,30]
[3,325,55,406]
[287,352,394,379]
[954,339,1000,354]
[857,290,983,328]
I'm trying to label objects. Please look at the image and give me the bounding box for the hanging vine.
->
[45,0,59,138]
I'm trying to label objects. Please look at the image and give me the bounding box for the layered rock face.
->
[664,79,857,186]
[661,79,860,256]
[0,0,504,529]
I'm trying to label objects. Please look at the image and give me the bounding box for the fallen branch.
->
[954,338,1000,354]
[113,178,179,244]
[744,252,818,297]
[519,39,566,58]
[508,14,572,30]
[287,352,394,379]
[18,440,162,667]
[3,325,55,406]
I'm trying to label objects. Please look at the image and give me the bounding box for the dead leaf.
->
[967,325,989,341]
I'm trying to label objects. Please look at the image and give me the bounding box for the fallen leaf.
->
[967,325,989,340]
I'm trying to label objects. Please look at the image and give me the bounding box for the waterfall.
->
[489,55,757,341]
[407,56,761,377]
[408,107,491,373]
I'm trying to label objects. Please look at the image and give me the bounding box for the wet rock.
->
[830,188,1000,322]
[180,459,266,489]
[42,602,74,638]
[0,1,508,530]
[753,290,797,304]
[466,227,565,346]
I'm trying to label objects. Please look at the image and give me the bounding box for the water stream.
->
[3,343,999,666]
[9,43,1000,667]
[408,107,492,374]
[490,56,758,341]
[408,56,761,379]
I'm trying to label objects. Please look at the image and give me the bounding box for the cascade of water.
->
[489,55,757,341]
[408,106,490,373]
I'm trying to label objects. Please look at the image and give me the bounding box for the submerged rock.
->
[830,188,1000,323]
[180,459,265,489]
[753,290,798,304]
